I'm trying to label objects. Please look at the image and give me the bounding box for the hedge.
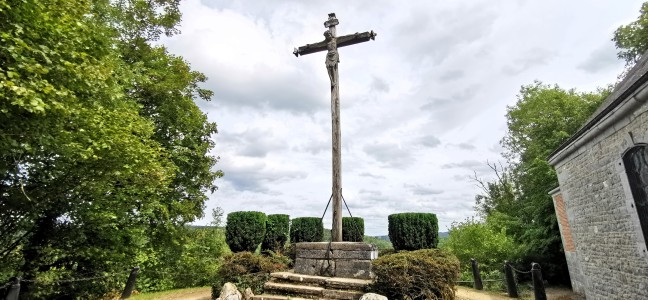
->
[225,211,267,252]
[262,214,290,253]
[342,217,364,242]
[371,249,460,300]
[289,217,323,243]
[388,213,438,251]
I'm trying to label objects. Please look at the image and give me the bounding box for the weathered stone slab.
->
[322,289,365,300]
[270,271,328,285]
[325,277,371,290]
[296,249,375,260]
[335,260,373,279]
[252,294,310,300]
[251,295,310,300]
[263,282,323,296]
[296,242,376,251]
[294,258,335,277]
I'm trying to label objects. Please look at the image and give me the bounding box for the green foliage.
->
[147,225,228,290]
[261,214,289,253]
[342,217,364,242]
[388,213,438,251]
[441,218,521,274]
[289,217,323,243]
[371,249,460,300]
[226,212,267,253]
[613,2,648,66]
[211,252,289,297]
[0,1,221,297]
[364,236,393,250]
[474,81,609,284]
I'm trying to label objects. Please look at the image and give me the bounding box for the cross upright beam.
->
[293,13,376,242]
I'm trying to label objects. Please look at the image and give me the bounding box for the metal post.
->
[470,258,483,290]
[4,277,20,300]
[531,263,547,300]
[504,261,518,298]
[120,267,140,299]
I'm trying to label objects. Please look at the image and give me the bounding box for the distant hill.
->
[371,232,448,241]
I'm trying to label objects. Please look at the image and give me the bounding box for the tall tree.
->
[613,2,648,66]
[0,0,220,297]
[477,82,608,284]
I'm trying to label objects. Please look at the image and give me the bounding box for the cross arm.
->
[293,31,377,57]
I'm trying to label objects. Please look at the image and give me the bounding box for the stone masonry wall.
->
[553,102,648,299]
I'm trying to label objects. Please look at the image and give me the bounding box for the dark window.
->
[623,144,648,247]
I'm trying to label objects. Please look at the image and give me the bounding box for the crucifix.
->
[293,13,376,242]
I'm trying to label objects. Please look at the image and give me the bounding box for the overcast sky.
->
[162,0,642,235]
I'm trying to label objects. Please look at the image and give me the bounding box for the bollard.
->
[471,258,483,290]
[504,261,518,298]
[120,267,140,299]
[5,277,21,300]
[531,263,547,300]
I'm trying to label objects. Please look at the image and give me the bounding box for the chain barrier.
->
[510,265,532,274]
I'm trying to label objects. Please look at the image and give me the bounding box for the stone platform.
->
[253,271,372,300]
[293,242,377,279]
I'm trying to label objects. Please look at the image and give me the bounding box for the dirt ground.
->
[160,288,211,300]
[456,286,585,300]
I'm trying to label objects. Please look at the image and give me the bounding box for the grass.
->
[129,286,211,300]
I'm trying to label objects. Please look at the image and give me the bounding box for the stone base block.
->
[293,242,377,279]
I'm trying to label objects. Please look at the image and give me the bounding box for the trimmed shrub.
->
[226,211,267,252]
[262,214,290,253]
[211,252,289,298]
[388,213,438,251]
[371,249,460,300]
[342,217,364,242]
[289,217,323,243]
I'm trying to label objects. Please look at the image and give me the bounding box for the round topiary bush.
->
[371,249,460,300]
[225,211,267,252]
[388,213,438,251]
[342,217,364,242]
[262,214,290,253]
[289,217,323,243]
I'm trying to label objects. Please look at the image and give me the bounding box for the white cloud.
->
[168,0,639,235]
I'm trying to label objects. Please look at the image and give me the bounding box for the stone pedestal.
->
[294,242,377,279]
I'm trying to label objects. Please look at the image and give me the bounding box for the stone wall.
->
[552,101,648,299]
[294,242,377,279]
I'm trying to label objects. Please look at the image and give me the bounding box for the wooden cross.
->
[293,13,376,242]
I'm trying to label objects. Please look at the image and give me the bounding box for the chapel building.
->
[548,53,648,299]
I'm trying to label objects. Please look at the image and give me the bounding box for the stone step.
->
[271,271,329,285]
[322,289,365,300]
[251,295,311,300]
[264,281,324,296]
[270,272,371,290]
[325,277,371,290]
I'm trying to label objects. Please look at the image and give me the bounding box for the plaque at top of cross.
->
[293,13,376,242]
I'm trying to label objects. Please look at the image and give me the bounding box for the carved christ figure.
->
[324,30,338,87]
